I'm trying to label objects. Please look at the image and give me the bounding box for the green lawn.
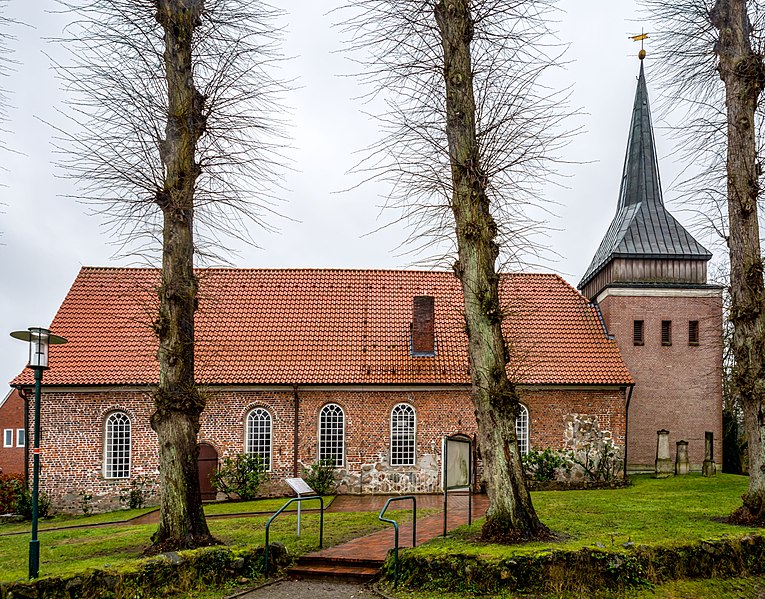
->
[0,496,332,536]
[0,505,417,583]
[412,473,763,560]
[1,474,762,595]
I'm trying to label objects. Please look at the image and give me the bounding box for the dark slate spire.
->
[579,61,711,290]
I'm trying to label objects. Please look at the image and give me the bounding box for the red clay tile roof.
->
[11,268,632,387]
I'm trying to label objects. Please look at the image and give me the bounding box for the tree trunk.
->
[149,0,215,550]
[434,0,547,542]
[711,0,765,523]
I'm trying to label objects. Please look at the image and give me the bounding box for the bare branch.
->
[337,0,574,270]
[50,0,291,264]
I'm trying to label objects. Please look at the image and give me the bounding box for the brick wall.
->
[599,291,723,470]
[0,389,26,475]
[33,384,626,512]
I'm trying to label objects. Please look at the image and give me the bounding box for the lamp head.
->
[10,328,67,370]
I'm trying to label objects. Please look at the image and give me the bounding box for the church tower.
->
[578,58,723,471]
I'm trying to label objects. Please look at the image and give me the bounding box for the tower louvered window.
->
[662,320,672,346]
[516,405,529,455]
[319,403,345,467]
[391,404,416,466]
[633,320,644,346]
[104,411,131,478]
[246,407,272,470]
[689,320,699,345]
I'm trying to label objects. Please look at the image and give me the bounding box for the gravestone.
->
[675,440,689,475]
[655,429,673,478]
[702,431,717,477]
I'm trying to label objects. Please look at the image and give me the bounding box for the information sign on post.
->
[285,478,315,537]
[442,435,472,537]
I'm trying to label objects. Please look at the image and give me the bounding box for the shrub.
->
[0,473,24,514]
[302,458,336,495]
[522,447,574,482]
[211,454,268,501]
[119,475,157,509]
[79,490,94,516]
[14,486,51,520]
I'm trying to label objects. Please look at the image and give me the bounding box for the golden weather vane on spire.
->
[630,29,649,61]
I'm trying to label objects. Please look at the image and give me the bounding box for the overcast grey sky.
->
[0,2,719,389]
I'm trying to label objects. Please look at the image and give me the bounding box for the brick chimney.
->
[411,295,435,355]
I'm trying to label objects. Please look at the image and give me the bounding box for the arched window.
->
[104,411,131,478]
[390,403,416,466]
[318,403,344,467]
[515,404,529,456]
[246,407,272,470]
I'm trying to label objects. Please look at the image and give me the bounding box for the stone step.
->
[296,555,385,569]
[286,561,381,583]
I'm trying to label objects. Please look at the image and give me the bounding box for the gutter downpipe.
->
[293,384,300,477]
[624,383,635,476]
[15,387,31,487]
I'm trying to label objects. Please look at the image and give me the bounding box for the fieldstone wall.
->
[335,451,441,494]
[31,384,626,511]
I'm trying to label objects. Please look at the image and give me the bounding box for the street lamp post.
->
[10,327,67,580]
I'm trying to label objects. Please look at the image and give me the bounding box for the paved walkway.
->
[306,493,488,561]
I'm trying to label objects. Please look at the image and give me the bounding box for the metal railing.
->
[378,495,417,588]
[264,495,324,578]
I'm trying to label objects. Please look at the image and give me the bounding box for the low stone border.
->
[527,479,631,492]
[383,534,765,594]
[0,543,290,599]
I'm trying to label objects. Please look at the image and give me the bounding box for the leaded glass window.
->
[246,407,272,470]
[515,404,529,456]
[104,411,131,478]
[318,403,344,467]
[390,403,416,466]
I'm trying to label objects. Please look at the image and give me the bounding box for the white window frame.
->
[390,403,416,466]
[103,411,131,479]
[3,429,12,448]
[318,403,345,467]
[245,407,273,471]
[16,428,25,448]
[516,404,529,456]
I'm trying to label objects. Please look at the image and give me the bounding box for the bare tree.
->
[642,0,765,522]
[53,0,288,550]
[341,0,569,541]
[0,0,18,231]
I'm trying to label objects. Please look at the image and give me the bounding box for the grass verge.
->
[385,474,765,595]
[0,507,419,583]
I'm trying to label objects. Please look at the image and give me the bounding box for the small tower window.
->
[689,320,699,346]
[633,320,644,346]
[661,320,672,346]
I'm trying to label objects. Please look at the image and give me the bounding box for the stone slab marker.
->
[675,440,690,475]
[703,431,717,477]
[655,429,673,478]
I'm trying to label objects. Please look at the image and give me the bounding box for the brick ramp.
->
[287,494,488,581]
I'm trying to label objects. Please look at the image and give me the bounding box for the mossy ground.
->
[411,474,762,560]
[384,575,765,598]
[0,497,413,583]
[2,475,763,597]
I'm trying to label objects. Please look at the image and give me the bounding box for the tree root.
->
[143,534,222,556]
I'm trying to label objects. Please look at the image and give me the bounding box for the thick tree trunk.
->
[148,0,214,550]
[434,0,547,542]
[711,0,765,523]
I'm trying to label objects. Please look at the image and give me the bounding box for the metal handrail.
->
[378,495,417,588]
[264,495,324,578]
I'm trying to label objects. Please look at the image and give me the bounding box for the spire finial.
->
[630,30,649,61]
